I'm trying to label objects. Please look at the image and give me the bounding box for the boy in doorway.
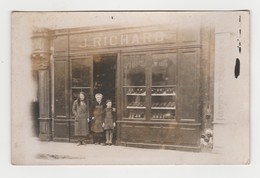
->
[102,99,116,146]
[90,93,105,145]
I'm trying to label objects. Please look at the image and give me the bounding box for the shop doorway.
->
[93,54,117,106]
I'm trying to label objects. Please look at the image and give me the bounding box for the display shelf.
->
[151,107,176,110]
[151,87,175,95]
[126,93,146,96]
[151,118,177,121]
[151,111,175,119]
[126,106,146,109]
[151,85,176,87]
[123,117,146,120]
[123,86,146,88]
[126,117,145,119]
[151,93,175,96]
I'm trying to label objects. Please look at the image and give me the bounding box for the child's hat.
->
[106,99,112,103]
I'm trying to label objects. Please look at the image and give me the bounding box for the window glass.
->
[123,54,146,86]
[152,53,176,86]
[123,54,146,119]
[151,53,177,120]
[71,58,91,87]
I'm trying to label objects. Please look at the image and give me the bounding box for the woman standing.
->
[72,91,90,146]
[90,93,105,145]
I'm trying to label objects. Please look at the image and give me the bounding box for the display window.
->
[122,51,178,121]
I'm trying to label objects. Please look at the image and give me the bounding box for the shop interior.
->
[93,54,117,107]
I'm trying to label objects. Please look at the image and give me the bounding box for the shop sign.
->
[70,29,176,49]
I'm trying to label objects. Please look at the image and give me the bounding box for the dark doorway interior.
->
[93,54,117,106]
[93,54,117,144]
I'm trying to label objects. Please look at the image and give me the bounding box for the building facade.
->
[31,24,215,152]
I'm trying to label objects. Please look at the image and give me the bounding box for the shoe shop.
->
[31,22,214,151]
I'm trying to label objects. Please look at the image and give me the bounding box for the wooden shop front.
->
[31,24,214,151]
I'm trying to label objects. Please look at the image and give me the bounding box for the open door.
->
[93,54,117,104]
[93,54,117,143]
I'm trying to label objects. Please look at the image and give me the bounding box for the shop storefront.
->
[31,24,214,151]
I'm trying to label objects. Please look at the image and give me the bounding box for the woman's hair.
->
[77,91,87,105]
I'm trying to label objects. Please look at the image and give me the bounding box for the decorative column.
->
[31,28,52,141]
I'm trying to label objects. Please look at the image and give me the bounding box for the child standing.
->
[102,100,116,146]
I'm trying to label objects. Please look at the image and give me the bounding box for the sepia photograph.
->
[11,11,250,165]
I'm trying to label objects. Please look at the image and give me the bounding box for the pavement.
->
[12,137,236,165]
